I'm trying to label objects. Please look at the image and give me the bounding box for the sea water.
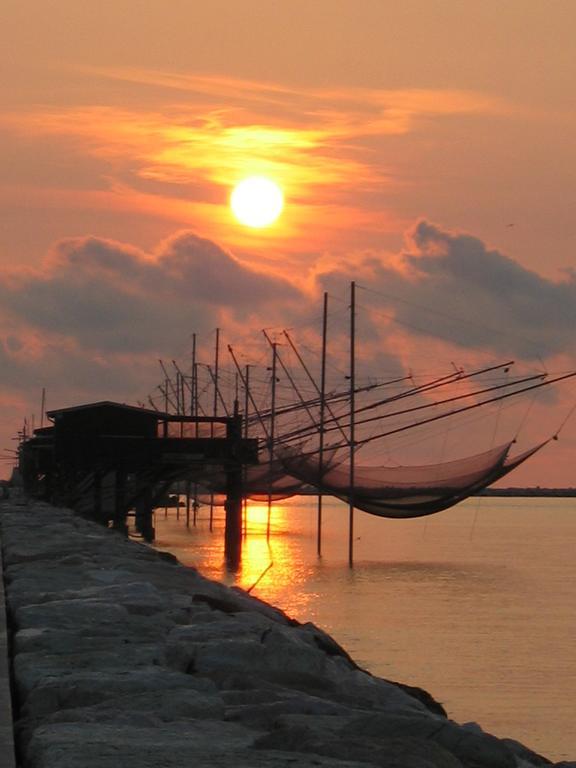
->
[152,496,576,761]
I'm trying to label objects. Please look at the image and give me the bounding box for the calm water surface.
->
[152,496,576,761]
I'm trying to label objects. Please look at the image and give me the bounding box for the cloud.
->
[0,228,311,463]
[0,221,573,482]
[317,221,576,361]
[0,72,512,240]
[0,231,300,356]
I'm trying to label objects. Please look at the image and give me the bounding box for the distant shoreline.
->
[477,488,576,497]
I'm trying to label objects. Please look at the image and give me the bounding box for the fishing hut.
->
[19,401,258,567]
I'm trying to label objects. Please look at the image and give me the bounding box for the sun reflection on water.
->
[151,496,576,759]
[151,498,317,618]
[234,501,315,616]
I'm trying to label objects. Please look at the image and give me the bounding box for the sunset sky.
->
[1,0,575,484]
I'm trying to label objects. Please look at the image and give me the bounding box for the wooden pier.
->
[19,401,258,569]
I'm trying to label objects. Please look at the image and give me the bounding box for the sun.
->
[230,176,284,228]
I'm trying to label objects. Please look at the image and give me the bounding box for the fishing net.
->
[277,440,549,519]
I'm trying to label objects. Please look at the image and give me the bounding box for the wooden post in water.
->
[93,470,103,525]
[224,405,243,570]
[348,281,356,568]
[317,291,328,557]
[135,483,154,542]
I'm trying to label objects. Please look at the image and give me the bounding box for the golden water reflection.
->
[151,496,576,761]
[152,498,318,619]
[237,501,316,617]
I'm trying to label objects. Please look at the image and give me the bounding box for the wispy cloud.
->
[0,69,513,252]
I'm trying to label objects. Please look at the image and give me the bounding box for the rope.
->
[554,401,576,439]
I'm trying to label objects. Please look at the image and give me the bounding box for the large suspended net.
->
[149,296,576,520]
[277,439,549,519]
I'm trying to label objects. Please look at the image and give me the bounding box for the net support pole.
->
[40,387,46,429]
[317,291,328,557]
[210,328,220,533]
[349,281,356,568]
[164,378,169,518]
[267,342,278,541]
[192,338,199,526]
[243,364,251,538]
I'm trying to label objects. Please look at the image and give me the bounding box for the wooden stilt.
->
[135,485,154,542]
[113,469,128,536]
[224,408,243,570]
[93,471,103,525]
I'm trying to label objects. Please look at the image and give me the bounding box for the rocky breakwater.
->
[0,500,571,768]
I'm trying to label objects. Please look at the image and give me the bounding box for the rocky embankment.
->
[0,500,571,768]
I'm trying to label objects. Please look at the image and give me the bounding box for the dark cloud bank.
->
[0,222,574,412]
[0,232,298,356]
[320,221,576,361]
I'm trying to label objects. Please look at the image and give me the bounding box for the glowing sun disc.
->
[230,176,284,228]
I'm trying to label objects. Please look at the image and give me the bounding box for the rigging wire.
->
[357,283,547,362]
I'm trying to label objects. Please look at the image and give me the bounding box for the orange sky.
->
[0,0,575,483]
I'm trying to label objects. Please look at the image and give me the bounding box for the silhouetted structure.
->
[19,401,258,567]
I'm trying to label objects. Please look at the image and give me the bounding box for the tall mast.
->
[242,363,251,539]
[283,330,349,444]
[349,281,356,567]
[263,330,316,426]
[267,341,278,540]
[190,333,196,416]
[180,367,186,416]
[213,328,220,418]
[210,328,220,533]
[228,345,270,439]
[244,365,251,440]
[191,333,198,438]
[40,387,46,429]
[317,291,328,557]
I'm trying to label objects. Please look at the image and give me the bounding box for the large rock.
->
[24,723,374,768]
[343,713,518,768]
[45,687,225,725]
[166,621,427,716]
[256,728,464,768]
[21,668,216,718]
[0,503,564,768]
[13,646,161,699]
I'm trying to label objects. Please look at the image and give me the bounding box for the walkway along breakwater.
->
[0,499,572,768]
